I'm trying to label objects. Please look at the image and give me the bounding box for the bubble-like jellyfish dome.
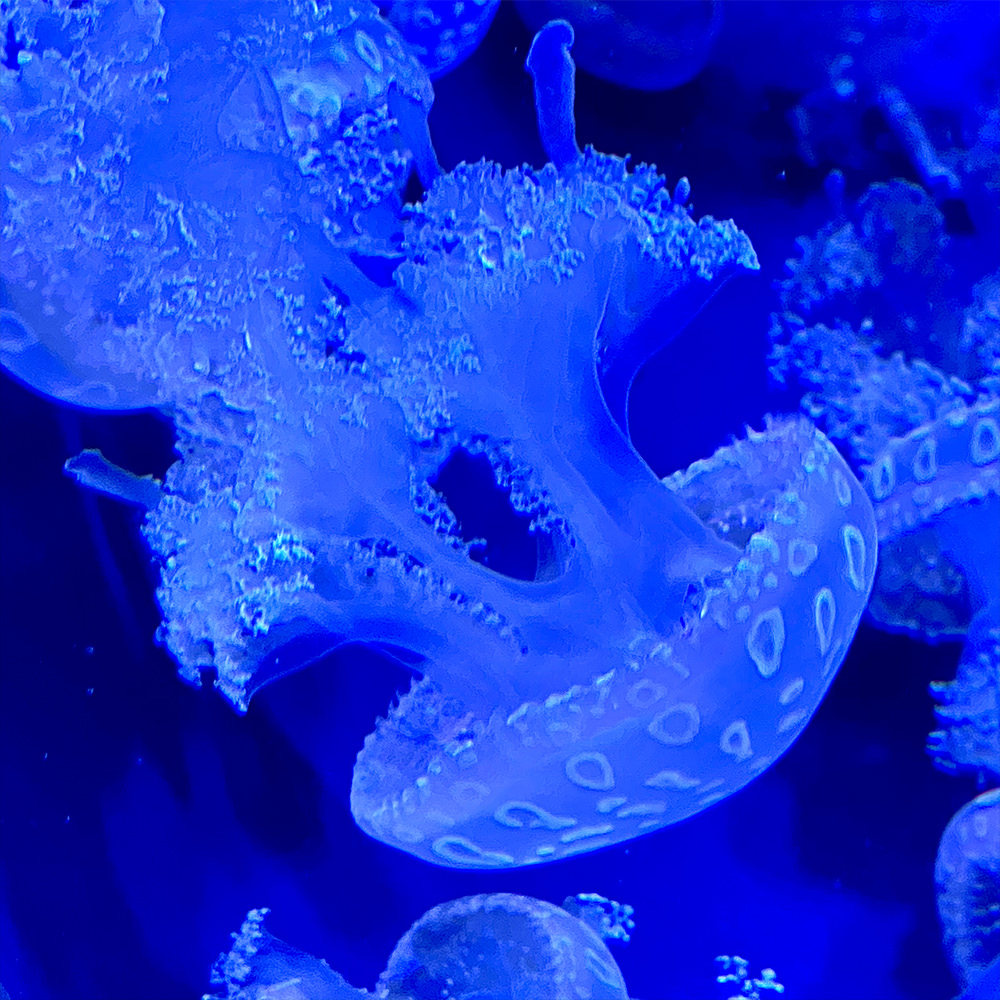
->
[204,894,633,1000]
[381,1,501,79]
[376,893,630,1000]
[935,789,1000,998]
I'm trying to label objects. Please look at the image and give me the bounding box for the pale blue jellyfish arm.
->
[527,20,758,437]
[64,451,164,511]
[525,20,581,170]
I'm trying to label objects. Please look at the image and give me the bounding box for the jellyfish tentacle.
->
[526,20,581,170]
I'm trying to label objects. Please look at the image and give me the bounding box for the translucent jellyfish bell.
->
[204,895,633,1000]
[377,894,630,1000]
[935,789,1000,997]
[769,177,1000,785]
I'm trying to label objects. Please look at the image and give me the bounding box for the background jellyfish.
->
[1,0,439,411]
[765,36,999,998]
[768,175,999,786]
[204,894,633,1000]
[935,790,1000,999]
[1,2,993,999]
[928,614,1000,782]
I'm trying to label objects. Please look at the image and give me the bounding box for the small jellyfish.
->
[204,894,634,1000]
[377,893,631,1000]
[935,789,1000,997]
[203,908,369,1000]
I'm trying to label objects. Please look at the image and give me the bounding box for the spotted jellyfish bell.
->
[376,893,631,1000]
[346,24,877,868]
[863,396,999,641]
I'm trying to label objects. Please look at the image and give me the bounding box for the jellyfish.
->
[935,789,1000,998]
[1,5,877,869]
[769,175,999,782]
[205,908,369,1000]
[204,894,633,1000]
[377,893,631,1000]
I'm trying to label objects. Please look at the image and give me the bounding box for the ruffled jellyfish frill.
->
[204,894,633,1000]
[204,908,369,1000]
[928,612,1000,781]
